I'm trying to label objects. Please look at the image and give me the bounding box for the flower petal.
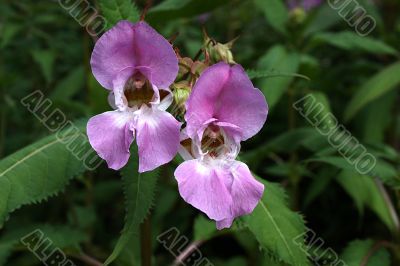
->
[216,218,234,230]
[135,107,181,172]
[90,21,178,90]
[216,64,268,140]
[185,62,268,141]
[185,63,230,137]
[87,110,134,170]
[219,161,264,229]
[90,21,137,90]
[132,22,178,88]
[174,159,233,221]
[112,67,136,111]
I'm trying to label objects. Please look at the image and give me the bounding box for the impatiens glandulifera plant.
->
[4,0,400,265]
[175,62,268,229]
[87,21,181,172]
[87,19,269,230]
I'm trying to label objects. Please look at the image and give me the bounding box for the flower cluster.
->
[87,21,268,229]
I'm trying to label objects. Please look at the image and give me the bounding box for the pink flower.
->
[87,21,181,172]
[174,62,268,229]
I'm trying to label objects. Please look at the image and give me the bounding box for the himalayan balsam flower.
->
[87,21,181,172]
[174,62,268,229]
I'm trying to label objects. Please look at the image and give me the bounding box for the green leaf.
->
[306,156,400,188]
[360,91,396,143]
[31,50,55,84]
[244,179,309,266]
[50,66,85,100]
[194,215,217,242]
[247,69,310,81]
[104,146,159,265]
[0,23,22,48]
[0,224,88,265]
[147,0,228,24]
[0,120,93,227]
[256,46,300,109]
[345,61,400,121]
[341,239,390,266]
[242,127,322,168]
[336,170,399,232]
[304,3,342,36]
[254,0,288,34]
[100,0,140,29]
[88,73,110,114]
[311,31,398,55]
[294,91,332,130]
[303,169,334,207]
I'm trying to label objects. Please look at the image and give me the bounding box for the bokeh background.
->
[1,0,400,265]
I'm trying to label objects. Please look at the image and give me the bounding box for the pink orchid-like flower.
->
[87,21,181,172]
[174,62,268,229]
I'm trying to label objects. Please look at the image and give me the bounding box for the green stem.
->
[287,88,300,209]
[140,216,152,266]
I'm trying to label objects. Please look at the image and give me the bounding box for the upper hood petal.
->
[91,21,137,90]
[132,22,179,88]
[91,21,178,90]
[185,62,268,141]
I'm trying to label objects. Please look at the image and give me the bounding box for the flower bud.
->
[177,57,193,80]
[191,61,207,77]
[289,7,307,25]
[204,34,237,64]
[171,80,191,115]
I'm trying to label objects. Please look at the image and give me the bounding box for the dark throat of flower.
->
[201,125,225,158]
[124,72,170,108]
[180,125,226,159]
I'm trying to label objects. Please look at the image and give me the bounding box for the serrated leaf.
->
[0,120,93,227]
[244,179,310,266]
[345,61,400,121]
[341,239,390,266]
[104,146,159,265]
[100,0,140,29]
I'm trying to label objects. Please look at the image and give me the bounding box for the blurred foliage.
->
[1,0,400,265]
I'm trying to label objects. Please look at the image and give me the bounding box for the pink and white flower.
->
[175,62,268,229]
[87,21,181,172]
